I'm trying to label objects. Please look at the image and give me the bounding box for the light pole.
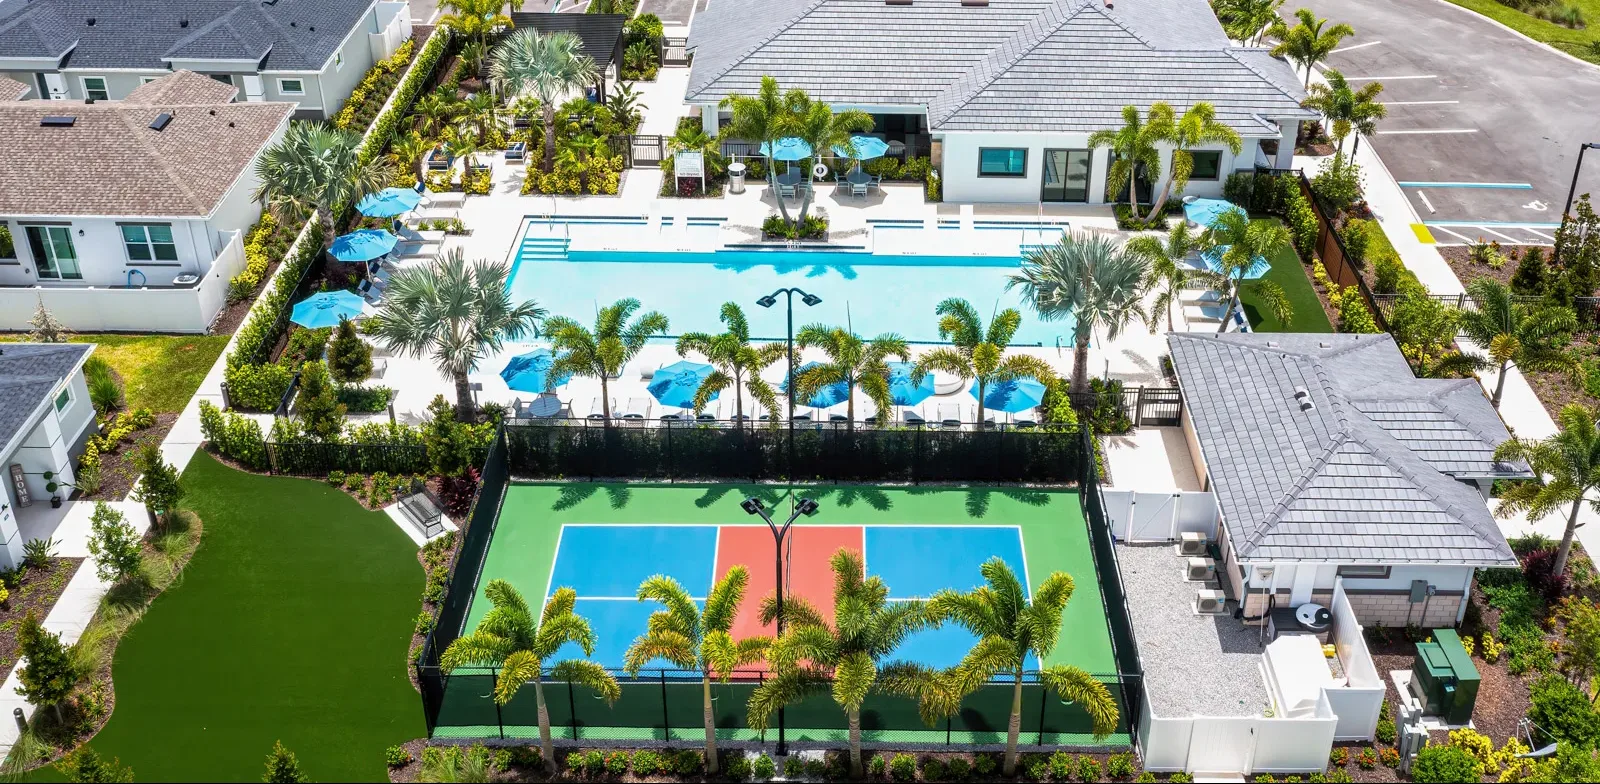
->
[740,494,820,757]
[1555,142,1600,268]
[756,288,822,423]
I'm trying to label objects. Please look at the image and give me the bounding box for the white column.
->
[1275,120,1299,169]
[1087,148,1111,203]
[701,104,718,137]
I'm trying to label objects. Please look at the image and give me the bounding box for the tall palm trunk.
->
[1557,498,1583,577]
[976,379,988,426]
[1493,360,1510,407]
[453,370,475,422]
[542,106,558,173]
[316,205,337,257]
[1352,133,1363,158]
[845,390,855,431]
[702,675,720,774]
[534,678,556,774]
[733,375,745,431]
[768,153,793,224]
[1072,332,1091,394]
[1148,174,1176,222]
[1003,674,1024,776]
[600,373,613,424]
[847,708,863,778]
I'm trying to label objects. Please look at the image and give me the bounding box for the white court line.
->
[1417,191,1436,214]
[1431,226,1479,243]
[541,525,568,610]
[578,596,709,602]
[1380,129,1478,135]
[1381,100,1460,106]
[1332,41,1382,54]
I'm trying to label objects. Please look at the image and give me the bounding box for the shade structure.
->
[759,137,813,161]
[886,361,935,407]
[832,136,889,161]
[356,187,423,218]
[500,349,571,394]
[782,362,851,408]
[972,378,1047,414]
[1184,197,1247,229]
[648,360,716,409]
[1201,245,1271,280]
[289,290,366,329]
[328,229,398,262]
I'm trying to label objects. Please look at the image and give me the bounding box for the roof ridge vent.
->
[40,115,76,127]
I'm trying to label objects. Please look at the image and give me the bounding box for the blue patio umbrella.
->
[356,187,423,218]
[831,136,889,161]
[1201,245,1271,280]
[289,290,366,329]
[648,360,717,409]
[782,362,851,408]
[886,361,935,407]
[500,349,571,394]
[758,137,814,161]
[972,378,1047,414]
[1184,197,1246,229]
[328,229,398,263]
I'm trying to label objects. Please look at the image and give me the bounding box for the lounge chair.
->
[357,279,383,305]
[937,403,963,429]
[587,397,615,419]
[622,397,651,420]
[903,407,926,426]
[1013,407,1040,428]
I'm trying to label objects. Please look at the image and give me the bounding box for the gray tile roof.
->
[685,0,1314,135]
[1168,332,1524,567]
[0,0,375,71]
[0,343,91,457]
[508,13,626,67]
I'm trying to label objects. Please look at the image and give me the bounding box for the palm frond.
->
[551,658,622,705]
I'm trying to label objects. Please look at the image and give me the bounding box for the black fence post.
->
[660,670,671,741]
[494,667,505,739]
[568,678,579,740]
[912,425,922,485]
[666,422,675,483]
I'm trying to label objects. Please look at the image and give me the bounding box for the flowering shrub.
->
[333,40,417,133]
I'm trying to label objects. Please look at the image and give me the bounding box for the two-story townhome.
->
[0,0,411,119]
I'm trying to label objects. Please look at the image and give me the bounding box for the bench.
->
[398,482,445,539]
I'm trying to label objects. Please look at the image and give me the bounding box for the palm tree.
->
[1147,103,1242,218]
[373,249,545,421]
[1127,223,1200,334]
[609,81,647,133]
[440,580,619,775]
[1457,278,1579,407]
[1088,105,1169,222]
[793,326,909,428]
[788,96,873,226]
[1010,233,1150,394]
[458,92,500,143]
[722,76,804,224]
[747,549,945,778]
[490,29,599,173]
[253,122,390,259]
[1495,404,1600,577]
[1302,69,1387,159]
[1193,210,1294,332]
[438,0,512,48]
[624,568,770,775]
[667,122,726,177]
[443,122,483,171]
[413,92,457,138]
[545,298,669,422]
[675,303,785,427]
[934,559,1119,776]
[387,130,431,182]
[1271,8,1355,88]
[911,299,1056,425]
[1214,0,1285,46]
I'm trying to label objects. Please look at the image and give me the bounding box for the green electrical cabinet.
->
[1411,629,1480,725]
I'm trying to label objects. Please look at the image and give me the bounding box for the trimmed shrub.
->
[890,753,917,782]
[1530,673,1600,748]
[1411,744,1483,783]
[751,753,776,780]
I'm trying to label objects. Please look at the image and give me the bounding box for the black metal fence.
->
[264,440,432,476]
[627,135,667,168]
[1079,427,1145,729]
[1370,291,1600,321]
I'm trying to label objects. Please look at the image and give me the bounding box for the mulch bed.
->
[75,413,179,502]
[0,557,86,674]
[1438,244,1542,290]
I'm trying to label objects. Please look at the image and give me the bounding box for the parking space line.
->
[1378,129,1478,135]
[1527,229,1556,241]
[1481,228,1523,242]
[1353,75,1438,80]
[1332,41,1382,54]
[1430,226,1478,243]
[1395,182,1533,189]
[1417,191,1436,213]
[1381,100,1459,106]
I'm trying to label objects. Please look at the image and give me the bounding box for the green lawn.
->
[1445,0,1600,63]
[1239,242,1334,333]
[66,452,423,782]
[0,334,226,413]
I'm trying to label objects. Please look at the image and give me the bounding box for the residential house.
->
[0,343,95,570]
[0,0,412,119]
[0,70,294,332]
[683,0,1315,204]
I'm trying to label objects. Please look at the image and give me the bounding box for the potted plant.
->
[41,470,74,507]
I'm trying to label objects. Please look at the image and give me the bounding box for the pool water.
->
[507,227,1075,346]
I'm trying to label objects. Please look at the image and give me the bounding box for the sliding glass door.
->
[1041,149,1091,202]
[25,225,81,280]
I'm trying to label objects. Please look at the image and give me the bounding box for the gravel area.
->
[1117,542,1270,718]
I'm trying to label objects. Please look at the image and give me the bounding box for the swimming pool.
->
[507,223,1074,346]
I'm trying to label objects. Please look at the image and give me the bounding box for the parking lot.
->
[1300,0,1600,244]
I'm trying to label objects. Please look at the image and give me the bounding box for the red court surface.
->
[715,526,863,643]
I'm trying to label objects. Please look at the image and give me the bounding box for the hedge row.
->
[333,39,418,135]
[222,221,324,411]
[358,27,451,166]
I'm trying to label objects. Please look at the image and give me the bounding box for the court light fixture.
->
[755,295,778,308]
[741,497,767,515]
[800,293,823,307]
[795,498,819,516]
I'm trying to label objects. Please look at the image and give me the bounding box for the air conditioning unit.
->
[1195,589,1227,615]
[1186,557,1216,582]
[1178,532,1208,556]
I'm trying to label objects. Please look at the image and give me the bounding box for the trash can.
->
[728,162,747,194]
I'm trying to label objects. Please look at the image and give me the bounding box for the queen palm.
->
[459,92,501,143]
[413,92,456,138]
[1146,103,1241,218]
[1088,105,1169,222]
[788,96,873,226]
[545,298,669,422]
[490,29,599,173]
[911,299,1055,424]
[934,559,1119,776]
[1127,222,1200,333]
[624,568,770,775]
[793,326,908,428]
[747,549,945,778]
[443,122,483,171]
[1214,0,1285,46]
[438,0,512,48]
[667,122,726,179]
[1494,404,1600,578]
[253,122,390,259]
[1192,210,1294,332]
[1302,69,1387,159]
[1270,8,1355,88]
[373,249,545,421]
[1010,233,1150,394]
[440,580,619,775]
[675,303,785,427]
[1457,278,1579,407]
[722,76,804,224]
[387,131,431,182]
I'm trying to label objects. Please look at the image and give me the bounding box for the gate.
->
[628,135,666,168]
[662,36,689,66]
[1136,387,1182,426]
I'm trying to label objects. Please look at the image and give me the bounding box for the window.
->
[141,76,160,85]
[278,79,305,95]
[334,52,343,71]
[23,225,80,280]
[54,387,71,413]
[209,73,234,86]
[0,221,15,260]
[34,73,49,98]
[1190,150,1223,181]
[978,148,1027,177]
[120,224,179,263]
[81,76,108,101]
[1336,565,1392,579]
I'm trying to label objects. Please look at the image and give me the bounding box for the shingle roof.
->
[508,12,626,67]
[0,70,292,217]
[0,343,92,458]
[123,69,239,104]
[0,76,28,101]
[1168,332,1525,567]
[0,0,374,71]
[685,0,1313,134]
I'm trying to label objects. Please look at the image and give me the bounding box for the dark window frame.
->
[978,147,1028,178]
[1189,150,1224,181]
[1336,565,1392,579]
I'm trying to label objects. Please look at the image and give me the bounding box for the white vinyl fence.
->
[1103,490,1219,543]
[1140,694,1339,776]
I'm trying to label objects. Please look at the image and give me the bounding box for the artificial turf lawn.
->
[1240,240,1334,333]
[0,333,227,413]
[68,451,423,782]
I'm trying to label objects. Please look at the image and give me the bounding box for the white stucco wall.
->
[2,366,94,568]
[0,216,214,288]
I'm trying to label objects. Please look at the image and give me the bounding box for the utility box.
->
[1410,629,1480,725]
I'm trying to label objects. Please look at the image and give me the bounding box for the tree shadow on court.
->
[806,486,893,511]
[552,483,633,511]
[693,484,788,510]
[906,486,1053,519]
